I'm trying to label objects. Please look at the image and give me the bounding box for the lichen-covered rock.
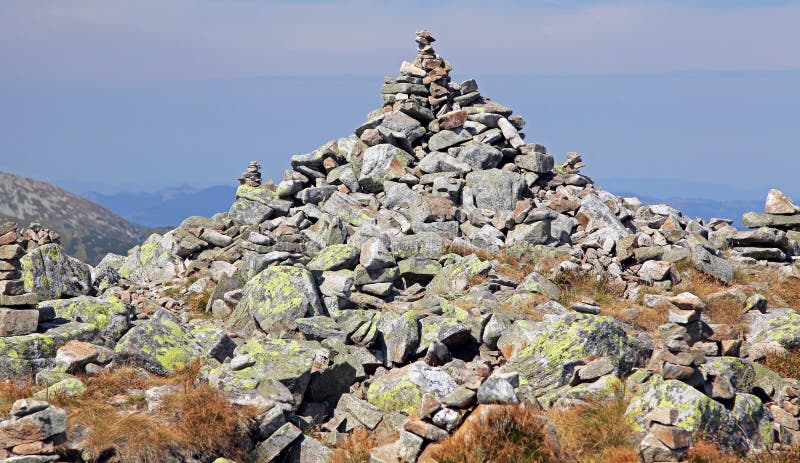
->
[747,311,800,352]
[359,144,413,193]
[307,244,359,272]
[465,169,523,211]
[228,266,324,336]
[699,357,756,395]
[205,337,323,406]
[378,311,420,364]
[33,376,86,399]
[367,362,457,414]
[188,320,236,363]
[114,309,201,374]
[626,374,754,450]
[40,295,134,344]
[517,272,560,300]
[92,252,125,290]
[118,233,182,284]
[0,322,98,380]
[504,314,635,396]
[21,243,92,300]
[426,254,491,296]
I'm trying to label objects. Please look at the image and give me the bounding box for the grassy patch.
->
[759,350,800,380]
[46,360,257,463]
[0,378,34,419]
[329,428,377,463]
[554,269,624,308]
[546,385,637,463]
[430,403,559,463]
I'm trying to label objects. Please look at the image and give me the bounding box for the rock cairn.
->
[19,223,61,250]
[0,399,68,460]
[0,222,40,337]
[5,30,800,462]
[238,161,263,187]
[729,189,800,263]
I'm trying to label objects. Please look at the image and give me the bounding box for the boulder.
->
[118,233,181,284]
[504,314,635,396]
[465,169,524,212]
[359,144,412,193]
[228,266,324,335]
[114,309,201,374]
[367,362,457,414]
[20,244,92,300]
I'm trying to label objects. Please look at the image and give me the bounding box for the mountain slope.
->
[84,185,236,228]
[0,172,152,264]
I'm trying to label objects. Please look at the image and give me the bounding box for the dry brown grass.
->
[687,440,800,463]
[186,288,214,314]
[329,428,378,463]
[554,269,624,308]
[0,378,34,418]
[605,301,672,334]
[447,243,571,284]
[546,385,636,463]
[759,350,800,380]
[47,360,257,463]
[430,404,559,463]
[741,269,800,310]
[686,440,743,463]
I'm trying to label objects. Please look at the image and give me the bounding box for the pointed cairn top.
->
[238,161,262,187]
[390,30,455,113]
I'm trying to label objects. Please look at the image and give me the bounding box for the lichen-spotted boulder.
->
[426,254,491,296]
[114,309,201,374]
[307,244,359,272]
[0,322,98,380]
[503,314,635,396]
[228,266,325,336]
[21,243,92,300]
[747,311,800,355]
[626,374,767,449]
[119,233,182,284]
[205,337,323,406]
[40,295,134,345]
[367,362,457,415]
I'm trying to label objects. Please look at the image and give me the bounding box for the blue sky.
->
[0,0,798,198]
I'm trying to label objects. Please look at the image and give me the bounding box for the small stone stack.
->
[733,189,800,262]
[0,222,39,337]
[0,399,67,460]
[238,161,263,187]
[19,222,61,250]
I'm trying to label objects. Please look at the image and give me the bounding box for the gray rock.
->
[337,393,384,430]
[0,403,67,448]
[379,312,420,364]
[517,272,560,300]
[765,189,799,215]
[418,152,471,174]
[428,129,472,151]
[515,152,554,173]
[477,374,519,404]
[114,309,201,374]
[360,237,395,270]
[229,266,324,335]
[250,422,302,462]
[465,169,524,211]
[20,244,92,300]
[690,245,734,284]
[359,144,411,193]
[457,141,503,169]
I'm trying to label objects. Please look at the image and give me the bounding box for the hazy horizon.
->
[1,1,798,200]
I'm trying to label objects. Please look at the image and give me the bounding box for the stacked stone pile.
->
[729,189,800,263]
[239,160,263,187]
[5,30,800,462]
[0,221,41,336]
[0,399,67,461]
[19,223,61,249]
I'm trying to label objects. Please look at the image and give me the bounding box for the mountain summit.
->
[2,30,800,462]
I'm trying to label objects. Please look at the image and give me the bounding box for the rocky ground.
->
[3,30,800,463]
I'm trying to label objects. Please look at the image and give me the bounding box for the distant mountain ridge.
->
[0,171,153,264]
[84,185,237,228]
